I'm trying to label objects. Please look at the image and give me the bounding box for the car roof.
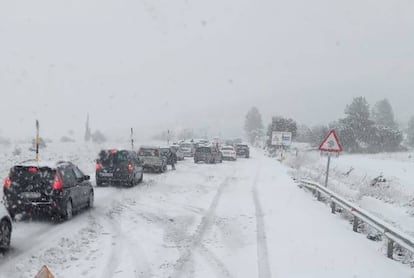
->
[139,145,160,149]
[16,159,72,169]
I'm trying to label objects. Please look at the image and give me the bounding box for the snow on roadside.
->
[284,145,414,240]
[256,154,413,277]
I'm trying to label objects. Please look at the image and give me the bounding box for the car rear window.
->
[99,150,129,166]
[222,147,233,151]
[196,147,211,153]
[138,148,159,157]
[180,143,192,148]
[10,166,55,188]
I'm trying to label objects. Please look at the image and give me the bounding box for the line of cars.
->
[0,141,249,251]
[193,142,250,164]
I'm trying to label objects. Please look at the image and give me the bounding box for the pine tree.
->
[244,107,264,145]
[372,99,397,128]
[343,96,373,146]
[407,116,414,147]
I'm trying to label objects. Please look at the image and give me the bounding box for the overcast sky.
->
[1,0,413,139]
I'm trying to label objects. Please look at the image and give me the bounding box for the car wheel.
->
[0,219,11,250]
[96,179,102,187]
[138,172,143,183]
[65,200,73,221]
[88,191,94,208]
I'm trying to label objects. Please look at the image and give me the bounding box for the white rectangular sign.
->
[271,131,292,146]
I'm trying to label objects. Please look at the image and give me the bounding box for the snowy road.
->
[0,150,412,277]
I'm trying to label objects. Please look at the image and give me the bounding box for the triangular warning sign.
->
[34,265,55,278]
[319,130,342,152]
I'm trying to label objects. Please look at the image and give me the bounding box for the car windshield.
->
[138,148,159,157]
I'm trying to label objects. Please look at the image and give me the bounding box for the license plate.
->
[100,173,113,177]
[20,192,41,199]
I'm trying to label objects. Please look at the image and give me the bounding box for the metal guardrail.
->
[299,179,414,259]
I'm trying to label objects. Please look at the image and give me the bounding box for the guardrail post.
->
[331,201,336,214]
[387,238,394,259]
[353,216,359,232]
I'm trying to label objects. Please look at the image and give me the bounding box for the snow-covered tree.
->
[296,124,312,143]
[407,116,414,147]
[343,96,372,144]
[372,99,397,128]
[244,107,264,145]
[366,125,403,152]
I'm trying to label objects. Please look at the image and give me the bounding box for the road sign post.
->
[131,128,134,151]
[35,120,40,161]
[318,130,342,201]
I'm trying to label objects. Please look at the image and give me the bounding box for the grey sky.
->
[1,0,413,139]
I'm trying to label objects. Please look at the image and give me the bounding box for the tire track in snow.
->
[198,244,233,278]
[252,163,272,278]
[170,174,233,278]
[99,198,152,278]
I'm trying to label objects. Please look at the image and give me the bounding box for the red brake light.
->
[96,163,103,171]
[4,176,11,188]
[28,167,38,173]
[52,173,63,190]
[127,162,133,173]
[109,149,116,154]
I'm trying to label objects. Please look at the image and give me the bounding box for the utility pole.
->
[131,128,134,151]
[35,120,40,161]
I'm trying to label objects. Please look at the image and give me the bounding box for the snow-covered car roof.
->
[139,145,160,150]
[16,159,71,169]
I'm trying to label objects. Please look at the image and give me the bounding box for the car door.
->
[73,166,89,206]
[59,165,79,209]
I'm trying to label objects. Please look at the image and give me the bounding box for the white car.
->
[0,204,12,251]
[220,145,237,161]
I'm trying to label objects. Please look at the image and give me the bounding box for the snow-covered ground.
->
[0,142,412,277]
[286,146,414,239]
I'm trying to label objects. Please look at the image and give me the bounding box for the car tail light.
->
[4,176,11,189]
[52,173,63,190]
[127,162,134,173]
[96,162,103,171]
[28,167,38,173]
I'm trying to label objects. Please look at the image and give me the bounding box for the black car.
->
[194,146,222,164]
[96,149,144,187]
[3,160,94,221]
[235,144,250,158]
